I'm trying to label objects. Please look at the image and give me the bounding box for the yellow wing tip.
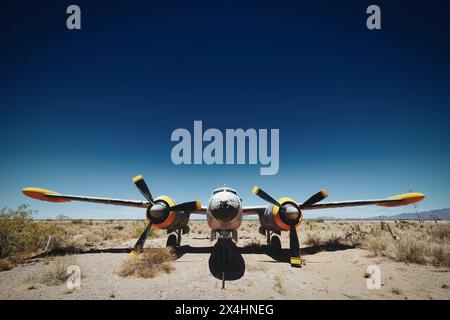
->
[22,187,69,203]
[132,175,143,183]
[379,192,425,207]
[252,186,259,194]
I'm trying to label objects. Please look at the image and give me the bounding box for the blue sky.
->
[1,1,449,219]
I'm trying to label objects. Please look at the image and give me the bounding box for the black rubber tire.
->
[269,235,281,253]
[166,234,177,248]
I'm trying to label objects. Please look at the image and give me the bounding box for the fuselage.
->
[206,187,243,231]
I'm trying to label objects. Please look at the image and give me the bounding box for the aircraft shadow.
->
[31,242,354,281]
[174,241,355,280]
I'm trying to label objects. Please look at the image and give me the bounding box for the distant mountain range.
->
[315,208,450,220]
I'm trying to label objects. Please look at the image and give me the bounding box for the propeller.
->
[133,175,154,204]
[252,186,282,208]
[130,175,201,257]
[252,186,328,259]
[131,221,153,256]
[300,189,328,209]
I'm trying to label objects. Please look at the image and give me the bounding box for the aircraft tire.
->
[269,235,281,253]
[166,234,177,248]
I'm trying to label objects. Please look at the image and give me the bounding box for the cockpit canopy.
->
[212,187,238,195]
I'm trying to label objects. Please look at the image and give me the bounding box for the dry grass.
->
[119,248,175,278]
[300,221,449,268]
[0,258,13,271]
[391,287,402,295]
[27,255,77,286]
[273,274,285,295]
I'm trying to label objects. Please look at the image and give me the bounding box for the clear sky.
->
[1,1,449,219]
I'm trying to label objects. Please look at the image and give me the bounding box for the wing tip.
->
[379,192,425,207]
[22,187,69,203]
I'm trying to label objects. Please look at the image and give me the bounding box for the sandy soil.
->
[0,221,449,300]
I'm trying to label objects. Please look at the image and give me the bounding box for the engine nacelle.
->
[259,197,303,232]
[146,196,189,231]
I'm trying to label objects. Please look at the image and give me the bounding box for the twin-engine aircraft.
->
[22,175,425,267]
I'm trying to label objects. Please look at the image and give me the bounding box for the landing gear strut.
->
[218,239,232,289]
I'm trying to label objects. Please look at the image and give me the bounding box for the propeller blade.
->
[133,175,154,204]
[289,224,300,258]
[169,200,202,212]
[252,186,282,208]
[300,189,328,208]
[130,221,152,256]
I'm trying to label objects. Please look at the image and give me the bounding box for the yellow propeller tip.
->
[129,250,138,259]
[132,175,143,183]
[320,189,329,198]
[252,186,259,194]
[195,200,202,210]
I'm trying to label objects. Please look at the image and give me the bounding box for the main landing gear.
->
[166,229,182,248]
[266,230,281,254]
[266,230,304,267]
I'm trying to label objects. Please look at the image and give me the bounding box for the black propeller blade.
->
[300,189,328,208]
[252,186,282,208]
[131,221,152,256]
[169,201,201,212]
[133,175,154,204]
[289,224,300,258]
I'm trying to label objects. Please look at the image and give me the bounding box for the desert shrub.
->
[429,243,450,268]
[363,236,389,256]
[304,232,322,246]
[28,255,77,286]
[119,248,175,278]
[393,237,427,264]
[342,225,366,246]
[55,214,70,221]
[0,205,65,258]
[430,224,450,241]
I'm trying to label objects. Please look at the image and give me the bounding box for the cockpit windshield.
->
[212,188,237,195]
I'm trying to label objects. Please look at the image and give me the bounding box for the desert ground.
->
[0,217,449,300]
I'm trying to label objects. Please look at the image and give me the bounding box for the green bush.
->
[0,205,64,259]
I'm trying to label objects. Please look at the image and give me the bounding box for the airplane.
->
[22,175,425,268]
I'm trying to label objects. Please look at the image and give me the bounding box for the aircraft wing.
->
[242,206,267,215]
[22,187,149,208]
[242,192,425,214]
[190,206,208,214]
[302,193,425,210]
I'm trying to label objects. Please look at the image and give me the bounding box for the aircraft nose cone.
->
[149,203,166,218]
[210,196,240,222]
[283,204,300,223]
